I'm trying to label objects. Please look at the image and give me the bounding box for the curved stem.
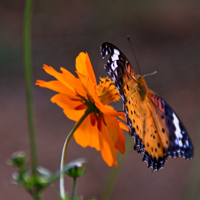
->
[59,107,94,199]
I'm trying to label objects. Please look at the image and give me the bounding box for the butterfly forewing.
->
[101,42,194,171]
[101,43,145,153]
[101,43,137,101]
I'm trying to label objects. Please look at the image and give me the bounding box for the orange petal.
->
[103,115,119,144]
[42,64,86,96]
[76,71,97,99]
[36,80,76,97]
[74,113,118,167]
[95,102,119,116]
[51,94,85,121]
[74,116,100,151]
[99,124,118,167]
[51,94,82,109]
[118,120,129,131]
[63,108,85,121]
[75,52,97,85]
[74,104,87,110]
[117,112,127,122]
[115,127,125,154]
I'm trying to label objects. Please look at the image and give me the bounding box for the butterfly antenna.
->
[143,71,157,78]
[127,36,142,75]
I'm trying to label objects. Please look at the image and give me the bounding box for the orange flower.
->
[36,52,128,167]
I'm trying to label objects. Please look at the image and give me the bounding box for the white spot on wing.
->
[172,112,183,147]
[186,140,189,147]
[111,60,118,71]
[178,139,183,147]
[111,49,120,61]
[114,49,120,55]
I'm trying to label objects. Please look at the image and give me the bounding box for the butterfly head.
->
[136,74,143,80]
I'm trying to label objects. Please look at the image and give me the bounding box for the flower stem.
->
[101,135,134,200]
[60,107,94,199]
[23,0,40,199]
[72,177,77,199]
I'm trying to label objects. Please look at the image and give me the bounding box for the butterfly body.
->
[101,42,194,171]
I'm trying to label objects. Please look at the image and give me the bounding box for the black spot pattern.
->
[101,42,194,171]
[127,85,129,91]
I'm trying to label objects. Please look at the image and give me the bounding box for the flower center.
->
[97,77,120,105]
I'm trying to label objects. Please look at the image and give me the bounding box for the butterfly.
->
[101,42,194,171]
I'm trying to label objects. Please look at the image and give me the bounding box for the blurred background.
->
[1,0,200,199]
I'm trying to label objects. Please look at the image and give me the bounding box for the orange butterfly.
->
[101,43,194,171]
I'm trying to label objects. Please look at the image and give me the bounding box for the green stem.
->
[59,107,94,199]
[24,0,40,199]
[72,177,77,199]
[101,135,134,200]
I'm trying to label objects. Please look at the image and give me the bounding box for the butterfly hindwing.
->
[101,42,194,171]
[148,91,194,159]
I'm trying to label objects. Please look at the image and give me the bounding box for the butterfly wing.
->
[101,43,144,152]
[101,43,137,100]
[101,42,194,171]
[148,90,194,160]
[101,43,145,153]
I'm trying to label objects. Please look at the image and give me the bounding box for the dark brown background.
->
[1,1,200,199]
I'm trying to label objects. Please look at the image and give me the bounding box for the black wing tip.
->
[100,43,111,59]
[101,42,122,58]
[101,42,117,48]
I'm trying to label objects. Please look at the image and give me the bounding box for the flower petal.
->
[43,64,86,96]
[36,80,76,97]
[96,103,124,118]
[75,52,97,85]
[99,124,118,167]
[117,113,127,123]
[63,108,85,121]
[51,94,82,109]
[74,116,100,151]
[103,115,119,144]
[74,113,118,167]
[118,120,129,131]
[115,126,125,154]
[51,94,85,121]
[76,71,97,100]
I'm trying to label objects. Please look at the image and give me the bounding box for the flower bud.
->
[66,158,86,178]
[8,151,27,167]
